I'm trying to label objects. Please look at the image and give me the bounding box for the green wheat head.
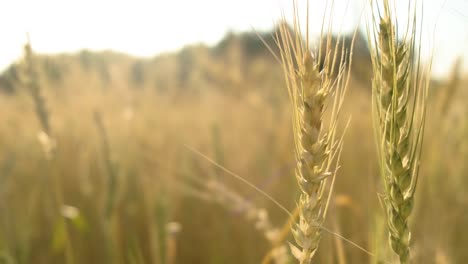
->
[369,0,430,262]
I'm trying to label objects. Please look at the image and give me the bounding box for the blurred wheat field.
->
[0,23,467,264]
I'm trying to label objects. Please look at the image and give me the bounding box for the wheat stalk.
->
[22,39,57,159]
[369,1,429,262]
[184,176,289,264]
[275,1,351,262]
[21,38,76,264]
[23,41,51,136]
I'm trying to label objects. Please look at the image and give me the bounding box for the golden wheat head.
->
[275,1,353,262]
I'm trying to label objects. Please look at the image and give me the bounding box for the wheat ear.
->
[275,2,351,262]
[369,1,429,263]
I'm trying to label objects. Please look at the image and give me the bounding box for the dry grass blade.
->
[184,144,293,218]
[184,175,290,264]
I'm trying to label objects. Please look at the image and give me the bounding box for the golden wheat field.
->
[1,0,467,263]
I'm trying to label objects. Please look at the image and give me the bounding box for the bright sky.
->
[1,0,467,77]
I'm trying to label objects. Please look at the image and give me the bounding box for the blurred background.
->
[0,0,467,263]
